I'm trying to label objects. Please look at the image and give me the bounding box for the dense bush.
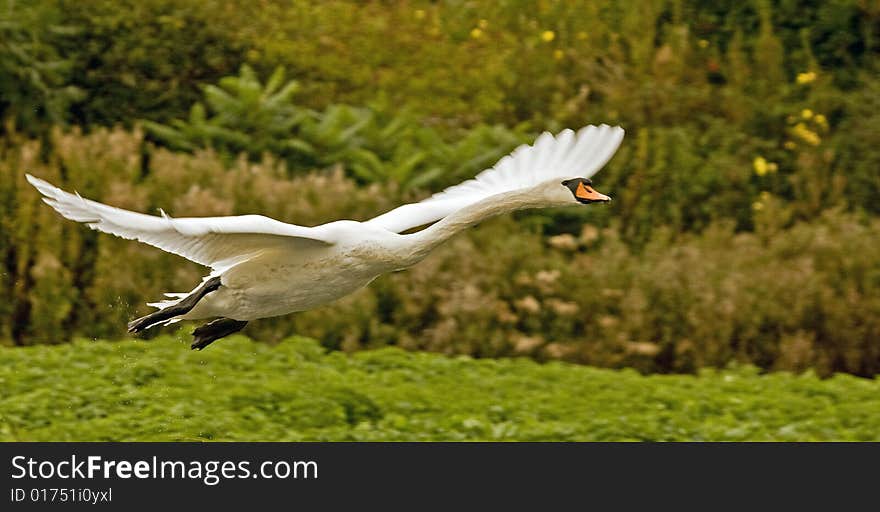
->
[50,0,246,127]
[0,0,82,133]
[142,65,530,190]
[1,336,878,441]
[3,129,878,376]
[141,65,315,165]
[236,0,879,126]
[6,1,878,131]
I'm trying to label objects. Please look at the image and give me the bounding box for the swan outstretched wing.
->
[366,124,624,233]
[26,174,333,271]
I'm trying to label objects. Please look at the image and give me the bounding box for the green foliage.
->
[54,0,247,126]
[0,0,82,133]
[234,0,878,127]
[142,65,314,163]
[7,0,879,133]
[0,336,877,441]
[292,105,529,191]
[144,65,531,190]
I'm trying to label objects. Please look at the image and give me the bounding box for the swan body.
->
[190,221,405,321]
[26,124,624,349]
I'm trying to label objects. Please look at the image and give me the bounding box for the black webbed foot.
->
[191,318,248,350]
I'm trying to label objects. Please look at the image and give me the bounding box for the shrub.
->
[144,65,532,190]
[11,1,879,137]
[141,65,315,166]
[54,0,247,127]
[0,0,82,133]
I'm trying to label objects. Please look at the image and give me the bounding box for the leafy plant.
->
[56,0,246,127]
[142,65,315,167]
[1,336,878,441]
[330,109,530,191]
[0,0,82,133]
[144,65,531,191]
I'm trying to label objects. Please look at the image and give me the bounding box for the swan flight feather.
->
[25,174,333,272]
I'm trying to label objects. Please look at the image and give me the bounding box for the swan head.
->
[560,178,611,204]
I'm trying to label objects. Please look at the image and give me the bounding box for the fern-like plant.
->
[143,64,530,191]
[143,65,315,168]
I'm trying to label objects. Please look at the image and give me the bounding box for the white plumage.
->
[367,124,623,232]
[28,178,333,272]
[26,123,624,349]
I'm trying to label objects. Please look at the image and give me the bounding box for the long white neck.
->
[397,185,562,265]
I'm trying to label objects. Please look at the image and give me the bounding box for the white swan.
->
[26,124,624,349]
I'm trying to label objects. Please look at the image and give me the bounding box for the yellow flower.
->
[767,162,778,173]
[577,31,588,40]
[784,141,797,150]
[752,201,764,211]
[753,156,768,176]
[478,19,488,29]
[796,71,817,84]
[414,9,426,20]
[801,109,813,120]
[553,49,564,60]
[541,30,555,42]
[470,28,483,39]
[697,39,709,48]
[792,123,821,146]
[814,114,828,130]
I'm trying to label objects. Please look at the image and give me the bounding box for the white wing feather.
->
[26,174,333,271]
[366,124,624,233]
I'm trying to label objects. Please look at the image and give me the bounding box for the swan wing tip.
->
[24,173,56,195]
[24,172,42,186]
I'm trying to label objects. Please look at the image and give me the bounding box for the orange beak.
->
[575,182,611,202]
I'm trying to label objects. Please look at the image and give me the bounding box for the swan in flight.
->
[26,124,624,350]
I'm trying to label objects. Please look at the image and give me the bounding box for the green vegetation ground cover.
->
[1,335,877,441]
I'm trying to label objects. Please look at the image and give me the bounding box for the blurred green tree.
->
[0,0,82,135]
